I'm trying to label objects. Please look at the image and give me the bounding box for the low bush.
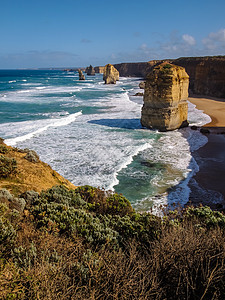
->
[0,145,8,154]
[0,155,17,178]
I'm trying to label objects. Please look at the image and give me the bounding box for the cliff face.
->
[141,63,189,131]
[114,56,225,98]
[114,60,169,78]
[103,64,119,84]
[94,66,105,73]
[173,56,225,98]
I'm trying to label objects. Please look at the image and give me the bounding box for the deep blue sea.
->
[0,69,211,212]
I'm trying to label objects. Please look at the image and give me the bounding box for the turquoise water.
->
[0,70,210,212]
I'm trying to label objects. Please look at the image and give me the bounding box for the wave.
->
[5,111,82,146]
[107,143,152,191]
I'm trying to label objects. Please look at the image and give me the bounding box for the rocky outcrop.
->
[0,141,75,195]
[85,65,95,76]
[139,81,145,89]
[114,56,225,98]
[94,66,105,73]
[78,69,85,80]
[103,64,119,84]
[141,63,189,131]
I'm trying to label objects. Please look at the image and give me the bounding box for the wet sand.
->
[188,96,225,209]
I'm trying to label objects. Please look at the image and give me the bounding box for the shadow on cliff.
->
[88,118,142,129]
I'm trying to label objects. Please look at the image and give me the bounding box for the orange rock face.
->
[141,63,189,131]
[103,64,119,84]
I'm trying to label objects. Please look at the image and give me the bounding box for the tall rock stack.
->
[78,69,85,80]
[86,65,95,76]
[103,64,119,84]
[141,63,189,131]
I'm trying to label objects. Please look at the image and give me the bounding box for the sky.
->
[0,0,225,68]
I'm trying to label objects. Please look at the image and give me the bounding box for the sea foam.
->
[5,111,82,146]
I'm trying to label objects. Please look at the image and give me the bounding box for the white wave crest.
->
[5,111,82,146]
[107,143,153,191]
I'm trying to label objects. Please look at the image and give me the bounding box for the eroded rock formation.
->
[85,65,95,76]
[78,69,85,80]
[103,64,119,84]
[114,56,225,98]
[141,63,189,131]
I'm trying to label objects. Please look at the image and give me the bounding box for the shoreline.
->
[188,96,225,210]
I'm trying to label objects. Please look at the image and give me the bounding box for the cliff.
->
[114,56,225,98]
[173,56,225,98]
[141,63,189,131]
[0,140,75,196]
[94,66,105,73]
[103,64,119,84]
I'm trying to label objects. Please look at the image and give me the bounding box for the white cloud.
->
[202,29,225,51]
[182,34,196,46]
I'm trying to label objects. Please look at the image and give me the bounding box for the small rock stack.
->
[78,69,85,80]
[141,63,189,131]
[85,65,95,76]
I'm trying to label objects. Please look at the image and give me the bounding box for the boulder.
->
[85,65,95,76]
[141,63,189,131]
[103,64,119,84]
[139,81,145,89]
[78,69,85,80]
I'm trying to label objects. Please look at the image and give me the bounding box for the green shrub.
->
[0,155,17,178]
[75,185,133,216]
[183,206,225,229]
[0,203,16,253]
[106,193,133,216]
[40,185,86,208]
[0,145,8,154]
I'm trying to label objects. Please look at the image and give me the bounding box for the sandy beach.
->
[188,96,225,209]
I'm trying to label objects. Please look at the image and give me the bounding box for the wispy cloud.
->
[81,38,92,43]
[202,29,225,52]
[111,29,225,63]
[182,34,196,46]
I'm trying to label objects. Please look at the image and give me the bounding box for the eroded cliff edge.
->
[114,56,225,98]
[0,140,75,196]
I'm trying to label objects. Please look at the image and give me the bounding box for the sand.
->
[189,96,225,128]
[188,96,225,210]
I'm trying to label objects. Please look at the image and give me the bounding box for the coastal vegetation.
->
[0,183,225,299]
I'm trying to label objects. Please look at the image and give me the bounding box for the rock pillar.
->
[103,64,119,84]
[141,63,189,131]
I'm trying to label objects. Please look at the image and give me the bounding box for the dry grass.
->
[0,143,75,195]
[0,216,225,299]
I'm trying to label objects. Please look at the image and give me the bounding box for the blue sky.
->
[1,0,225,68]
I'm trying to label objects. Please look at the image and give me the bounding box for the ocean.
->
[0,69,211,212]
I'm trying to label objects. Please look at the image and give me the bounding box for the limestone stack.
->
[103,64,119,84]
[141,63,189,131]
[86,65,95,76]
[78,69,85,80]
